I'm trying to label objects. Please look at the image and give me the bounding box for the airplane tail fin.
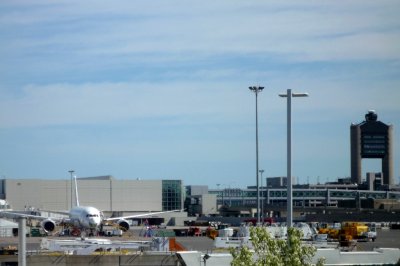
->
[73,174,80,207]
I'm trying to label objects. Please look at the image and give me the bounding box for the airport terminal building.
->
[1,174,400,222]
[0,176,183,214]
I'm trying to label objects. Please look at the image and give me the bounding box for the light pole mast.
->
[279,89,308,228]
[249,85,264,224]
[259,169,265,222]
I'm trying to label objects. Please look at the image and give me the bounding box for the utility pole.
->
[249,85,264,224]
[279,89,308,228]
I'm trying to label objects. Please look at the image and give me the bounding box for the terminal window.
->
[361,134,387,157]
[162,180,182,211]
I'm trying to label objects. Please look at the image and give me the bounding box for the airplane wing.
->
[105,209,182,221]
[0,210,63,221]
[37,210,70,216]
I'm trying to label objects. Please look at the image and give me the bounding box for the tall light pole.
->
[259,169,265,222]
[279,89,308,228]
[68,170,74,208]
[249,85,264,224]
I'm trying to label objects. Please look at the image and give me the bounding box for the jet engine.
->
[117,219,130,231]
[41,219,57,233]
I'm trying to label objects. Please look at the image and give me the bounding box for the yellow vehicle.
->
[318,223,341,240]
[341,222,369,240]
[318,222,371,242]
[206,227,218,239]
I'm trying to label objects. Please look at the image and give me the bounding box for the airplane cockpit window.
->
[86,214,99,217]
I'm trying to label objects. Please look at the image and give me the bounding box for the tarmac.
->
[356,228,400,251]
[1,228,400,252]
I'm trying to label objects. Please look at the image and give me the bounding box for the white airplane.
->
[0,175,180,234]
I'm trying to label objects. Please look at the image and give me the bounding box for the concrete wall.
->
[75,179,162,211]
[5,179,70,210]
[0,254,179,266]
[4,179,163,212]
[201,194,217,215]
[111,180,161,212]
[350,124,362,184]
[187,185,209,196]
[77,180,112,210]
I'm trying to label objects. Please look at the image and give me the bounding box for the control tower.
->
[350,111,394,185]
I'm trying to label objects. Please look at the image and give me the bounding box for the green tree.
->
[230,226,324,266]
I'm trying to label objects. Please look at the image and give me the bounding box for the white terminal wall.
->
[110,180,161,212]
[5,179,69,210]
[4,179,163,212]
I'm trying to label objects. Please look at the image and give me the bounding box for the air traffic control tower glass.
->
[162,180,182,211]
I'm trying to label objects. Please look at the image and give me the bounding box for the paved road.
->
[173,229,400,252]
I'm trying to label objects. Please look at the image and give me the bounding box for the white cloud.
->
[1,1,399,63]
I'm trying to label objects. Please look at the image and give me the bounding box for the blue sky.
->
[0,1,399,188]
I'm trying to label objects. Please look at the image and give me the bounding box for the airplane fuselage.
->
[69,206,102,230]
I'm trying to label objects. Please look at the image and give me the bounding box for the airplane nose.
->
[89,218,100,228]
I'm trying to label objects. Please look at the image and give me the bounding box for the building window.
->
[162,180,182,211]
